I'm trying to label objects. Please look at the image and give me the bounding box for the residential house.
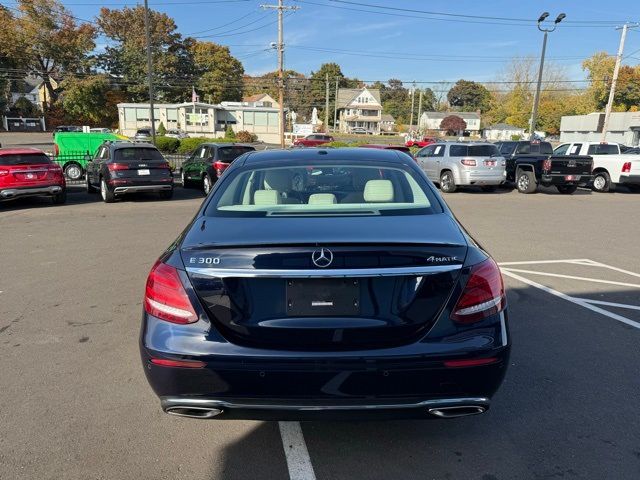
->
[380,114,396,133]
[484,123,525,141]
[10,76,58,110]
[242,93,279,109]
[560,112,640,146]
[419,111,481,135]
[337,87,382,134]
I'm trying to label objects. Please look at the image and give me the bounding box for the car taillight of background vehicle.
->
[214,161,229,176]
[107,163,130,171]
[143,261,198,324]
[461,158,477,166]
[622,162,631,173]
[54,144,59,156]
[542,159,552,172]
[451,258,505,324]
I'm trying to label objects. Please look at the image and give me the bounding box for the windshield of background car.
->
[516,142,553,154]
[0,153,52,165]
[468,145,499,156]
[587,144,619,155]
[205,163,442,217]
[217,146,255,162]
[113,148,164,162]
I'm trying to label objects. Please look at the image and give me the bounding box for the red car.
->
[0,148,67,205]
[292,134,334,147]
[405,137,437,148]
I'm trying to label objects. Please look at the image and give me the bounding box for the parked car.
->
[90,128,113,134]
[497,140,593,194]
[405,136,438,148]
[553,142,640,192]
[133,128,153,143]
[53,125,81,137]
[85,142,173,203]
[53,131,126,180]
[415,142,506,192]
[350,127,370,135]
[140,148,510,420]
[0,148,66,205]
[181,143,256,195]
[165,129,189,140]
[292,134,334,147]
[358,144,413,155]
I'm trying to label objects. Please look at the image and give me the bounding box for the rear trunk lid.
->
[548,155,593,176]
[0,153,62,188]
[182,214,468,351]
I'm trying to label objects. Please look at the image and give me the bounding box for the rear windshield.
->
[515,142,553,155]
[136,130,151,135]
[468,145,499,156]
[0,153,52,165]
[113,148,163,162]
[498,142,516,155]
[587,144,619,155]
[218,146,255,162]
[205,163,442,217]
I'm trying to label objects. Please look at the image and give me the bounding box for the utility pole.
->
[417,89,423,131]
[262,1,299,148]
[324,73,329,130]
[601,23,637,142]
[409,83,416,131]
[143,0,156,143]
[530,12,566,138]
[333,77,339,132]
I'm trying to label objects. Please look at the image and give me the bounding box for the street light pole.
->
[143,0,156,144]
[529,12,565,138]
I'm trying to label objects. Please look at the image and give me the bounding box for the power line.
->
[185,11,258,35]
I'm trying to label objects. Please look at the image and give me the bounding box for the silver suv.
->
[415,142,506,192]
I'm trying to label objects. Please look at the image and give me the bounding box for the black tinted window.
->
[449,145,468,156]
[468,145,499,156]
[0,153,52,165]
[516,142,553,154]
[113,148,163,162]
[499,142,516,155]
[587,144,618,155]
[217,146,255,162]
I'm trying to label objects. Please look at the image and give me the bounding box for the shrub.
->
[154,136,180,153]
[157,122,166,136]
[324,141,353,148]
[236,130,258,143]
[225,126,236,139]
[176,137,211,154]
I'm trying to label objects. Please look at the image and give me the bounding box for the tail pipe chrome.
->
[428,405,486,418]
[165,406,224,419]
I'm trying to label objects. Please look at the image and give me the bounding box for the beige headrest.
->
[254,189,281,205]
[364,179,394,203]
[308,193,337,205]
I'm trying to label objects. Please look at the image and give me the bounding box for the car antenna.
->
[200,219,206,231]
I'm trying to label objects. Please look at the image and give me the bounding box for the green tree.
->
[0,0,96,106]
[190,41,244,104]
[447,80,491,111]
[377,79,434,125]
[11,96,40,116]
[309,63,360,126]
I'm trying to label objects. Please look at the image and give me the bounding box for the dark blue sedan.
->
[140,148,510,420]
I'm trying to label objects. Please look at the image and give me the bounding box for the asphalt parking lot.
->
[1,185,639,480]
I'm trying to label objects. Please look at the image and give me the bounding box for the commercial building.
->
[117,99,284,144]
[560,112,640,146]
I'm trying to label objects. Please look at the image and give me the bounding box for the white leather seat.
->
[308,193,337,205]
[364,179,394,203]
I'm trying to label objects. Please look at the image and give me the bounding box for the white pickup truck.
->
[553,142,640,192]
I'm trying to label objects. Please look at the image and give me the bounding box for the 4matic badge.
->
[426,255,459,263]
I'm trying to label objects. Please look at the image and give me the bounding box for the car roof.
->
[109,142,156,149]
[359,144,410,150]
[241,147,408,165]
[200,143,255,148]
[0,147,45,156]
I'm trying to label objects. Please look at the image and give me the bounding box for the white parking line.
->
[278,421,317,480]
[501,268,640,289]
[502,269,640,331]
[586,260,640,279]
[498,259,591,266]
[573,298,640,311]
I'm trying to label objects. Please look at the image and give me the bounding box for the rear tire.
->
[52,189,67,205]
[557,185,578,195]
[592,171,613,192]
[181,170,191,188]
[516,170,537,194]
[64,163,83,181]
[439,171,457,193]
[481,185,496,192]
[203,174,213,196]
[100,178,115,203]
[159,188,174,200]
[86,175,97,193]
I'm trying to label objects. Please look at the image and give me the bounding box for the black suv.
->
[180,143,256,195]
[86,142,173,203]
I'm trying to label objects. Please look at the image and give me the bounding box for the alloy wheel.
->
[100,180,107,201]
[518,174,529,191]
[204,176,211,195]
[593,175,606,191]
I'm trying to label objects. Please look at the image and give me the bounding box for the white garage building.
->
[560,112,640,146]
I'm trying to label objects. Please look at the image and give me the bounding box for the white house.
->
[380,113,396,133]
[560,112,640,146]
[117,100,284,144]
[484,123,525,141]
[337,87,382,134]
[419,111,481,134]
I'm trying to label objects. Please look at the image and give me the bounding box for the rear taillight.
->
[157,162,170,169]
[461,158,476,166]
[622,162,631,173]
[107,163,129,171]
[144,261,198,324]
[451,258,505,324]
[54,144,59,156]
[542,159,552,172]
[214,161,229,176]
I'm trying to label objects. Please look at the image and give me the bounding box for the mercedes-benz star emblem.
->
[311,248,333,268]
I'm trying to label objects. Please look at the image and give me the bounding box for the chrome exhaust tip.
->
[428,405,486,418]
[165,406,224,419]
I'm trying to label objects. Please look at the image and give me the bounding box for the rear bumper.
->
[457,170,506,186]
[541,174,592,186]
[618,174,640,185]
[0,184,63,200]
[113,184,173,194]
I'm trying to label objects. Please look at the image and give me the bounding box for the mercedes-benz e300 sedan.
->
[140,148,510,420]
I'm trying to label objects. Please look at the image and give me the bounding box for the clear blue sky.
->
[60,0,640,84]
